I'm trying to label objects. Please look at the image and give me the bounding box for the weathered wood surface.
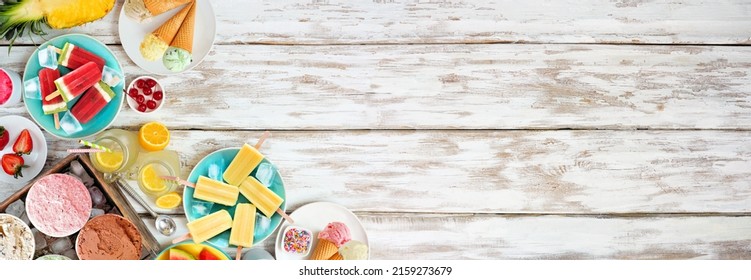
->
[137,214,751,259]
[1,130,747,214]
[3,0,751,46]
[2,44,751,130]
[1,0,750,260]
[355,214,751,260]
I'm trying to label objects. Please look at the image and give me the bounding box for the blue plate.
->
[184,148,286,248]
[22,34,124,139]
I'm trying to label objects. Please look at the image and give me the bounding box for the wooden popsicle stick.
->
[172,233,192,244]
[236,247,243,260]
[254,131,270,149]
[276,208,294,224]
[161,175,196,188]
[45,90,61,101]
[53,113,60,129]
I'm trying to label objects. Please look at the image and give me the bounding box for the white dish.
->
[0,115,48,186]
[118,0,216,75]
[274,202,370,260]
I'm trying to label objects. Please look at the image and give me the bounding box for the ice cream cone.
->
[170,1,196,53]
[152,1,193,44]
[144,0,192,16]
[311,240,338,260]
[328,252,343,260]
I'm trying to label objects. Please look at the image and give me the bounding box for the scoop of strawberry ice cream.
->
[317,222,351,247]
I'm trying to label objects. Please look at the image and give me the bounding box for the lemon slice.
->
[156,192,182,209]
[139,122,170,151]
[94,151,124,173]
[139,164,168,193]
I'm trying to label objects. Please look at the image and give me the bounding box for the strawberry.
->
[12,129,32,155]
[2,153,27,179]
[0,126,8,150]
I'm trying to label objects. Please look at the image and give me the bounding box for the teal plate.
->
[184,148,286,249]
[22,34,124,140]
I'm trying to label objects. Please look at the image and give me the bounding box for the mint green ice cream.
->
[163,47,192,72]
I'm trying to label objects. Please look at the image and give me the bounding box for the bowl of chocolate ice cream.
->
[75,214,142,260]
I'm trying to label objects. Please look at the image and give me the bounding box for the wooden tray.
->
[0,153,160,259]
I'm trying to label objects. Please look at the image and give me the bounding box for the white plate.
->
[275,202,370,260]
[118,0,216,75]
[0,115,47,186]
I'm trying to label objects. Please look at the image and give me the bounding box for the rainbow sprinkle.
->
[283,227,312,254]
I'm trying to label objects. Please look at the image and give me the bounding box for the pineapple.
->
[0,0,115,46]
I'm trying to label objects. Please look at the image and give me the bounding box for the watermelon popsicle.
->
[39,68,66,115]
[58,42,106,70]
[39,68,66,129]
[59,81,116,135]
[47,61,102,102]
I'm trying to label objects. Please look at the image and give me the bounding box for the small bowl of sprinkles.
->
[281,225,312,257]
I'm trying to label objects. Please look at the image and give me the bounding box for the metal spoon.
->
[115,179,177,236]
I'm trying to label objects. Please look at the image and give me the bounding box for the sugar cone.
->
[170,1,196,53]
[151,1,194,44]
[311,240,338,260]
[328,252,343,260]
[144,0,192,16]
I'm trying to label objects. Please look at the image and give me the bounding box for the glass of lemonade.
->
[89,129,141,181]
[135,150,181,199]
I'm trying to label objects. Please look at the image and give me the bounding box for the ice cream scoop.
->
[310,222,352,260]
[318,222,352,247]
[339,240,369,260]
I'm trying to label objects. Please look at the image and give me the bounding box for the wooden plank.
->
[1,130,744,214]
[350,214,751,259]
[2,44,751,130]
[140,214,751,259]
[3,0,751,45]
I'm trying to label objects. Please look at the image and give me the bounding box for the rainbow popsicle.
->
[193,176,239,206]
[69,81,115,124]
[229,203,256,248]
[239,176,284,219]
[58,42,106,70]
[223,144,265,186]
[186,210,232,244]
[38,68,66,115]
[50,61,102,102]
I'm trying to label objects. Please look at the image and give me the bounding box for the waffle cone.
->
[144,0,192,16]
[170,1,196,53]
[328,252,343,260]
[311,240,338,260]
[151,1,194,44]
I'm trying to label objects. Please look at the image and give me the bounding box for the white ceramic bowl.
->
[125,76,165,115]
[0,68,23,107]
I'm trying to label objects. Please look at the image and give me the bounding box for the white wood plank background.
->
[6,0,751,45]
[0,130,748,214]
[1,0,750,259]
[2,44,750,129]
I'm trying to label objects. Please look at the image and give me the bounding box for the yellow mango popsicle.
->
[223,144,264,186]
[187,210,232,244]
[239,176,283,219]
[229,203,256,248]
[193,176,239,206]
